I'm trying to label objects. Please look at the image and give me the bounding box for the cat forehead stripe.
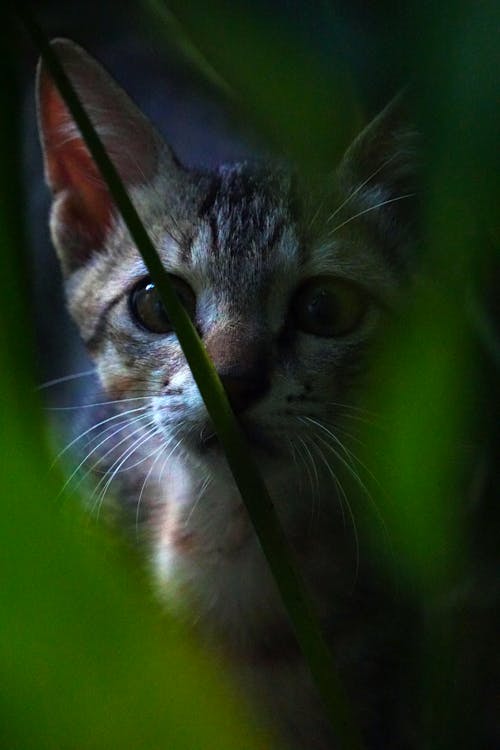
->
[187,163,299,272]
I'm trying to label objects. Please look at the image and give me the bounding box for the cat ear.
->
[37,39,172,273]
[339,93,418,197]
[337,94,419,257]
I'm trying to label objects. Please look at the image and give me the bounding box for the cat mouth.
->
[197,420,276,456]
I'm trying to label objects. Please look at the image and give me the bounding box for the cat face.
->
[38,40,418,487]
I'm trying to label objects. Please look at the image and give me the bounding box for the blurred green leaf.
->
[149,0,361,168]
[361,291,468,593]
[357,2,498,746]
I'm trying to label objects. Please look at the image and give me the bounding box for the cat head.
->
[37,39,418,484]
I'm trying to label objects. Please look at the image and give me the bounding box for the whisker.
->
[325,153,399,226]
[185,452,214,528]
[58,413,153,495]
[296,435,320,525]
[307,435,360,584]
[302,417,391,548]
[332,411,383,430]
[113,440,169,474]
[46,395,154,411]
[301,416,368,489]
[327,193,415,236]
[333,423,369,452]
[294,436,310,492]
[309,415,386,492]
[36,369,97,390]
[155,435,179,491]
[285,435,300,474]
[325,400,381,419]
[91,424,161,519]
[134,442,170,534]
[51,405,149,467]
[301,434,323,528]
[87,417,158,481]
[285,435,312,497]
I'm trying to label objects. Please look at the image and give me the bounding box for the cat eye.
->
[292,276,368,337]
[129,276,196,334]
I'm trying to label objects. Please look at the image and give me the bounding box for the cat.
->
[37,39,419,750]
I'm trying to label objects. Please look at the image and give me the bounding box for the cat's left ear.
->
[336,93,419,257]
[338,93,418,197]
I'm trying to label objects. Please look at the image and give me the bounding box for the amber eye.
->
[292,276,368,337]
[129,276,195,334]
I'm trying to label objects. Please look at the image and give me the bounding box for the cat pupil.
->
[129,280,167,333]
[309,289,338,325]
[293,277,367,337]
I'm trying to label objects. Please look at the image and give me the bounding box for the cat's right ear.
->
[37,39,179,275]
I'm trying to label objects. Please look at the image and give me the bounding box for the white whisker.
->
[307,435,360,583]
[59,414,153,496]
[51,405,149,468]
[134,442,171,534]
[327,193,415,236]
[325,153,399,226]
[296,435,320,527]
[138,432,183,533]
[300,415,391,550]
[325,400,381,419]
[301,416,369,491]
[308,414,385,492]
[91,424,161,519]
[155,437,177,490]
[36,369,97,390]
[46,395,154,411]
[185,464,213,528]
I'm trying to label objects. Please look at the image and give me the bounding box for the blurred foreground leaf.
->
[358,2,499,746]
[148,0,361,169]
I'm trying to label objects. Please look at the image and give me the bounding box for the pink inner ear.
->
[39,70,114,248]
[38,42,163,269]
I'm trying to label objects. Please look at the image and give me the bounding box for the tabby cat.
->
[38,39,418,749]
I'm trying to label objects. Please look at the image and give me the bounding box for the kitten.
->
[37,39,418,749]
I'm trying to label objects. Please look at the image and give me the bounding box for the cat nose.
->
[206,334,271,415]
[219,371,270,415]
